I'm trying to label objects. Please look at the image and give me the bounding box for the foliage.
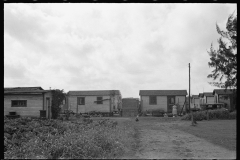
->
[51,89,66,119]
[181,108,235,121]
[4,117,124,159]
[229,111,236,119]
[207,12,237,90]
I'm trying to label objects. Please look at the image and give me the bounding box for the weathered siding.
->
[111,95,122,112]
[206,96,215,104]
[68,95,111,113]
[175,96,186,112]
[193,98,200,108]
[141,96,167,112]
[43,91,52,118]
[214,93,218,103]
[4,94,43,117]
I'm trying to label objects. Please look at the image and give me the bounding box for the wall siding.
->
[206,96,215,104]
[141,96,167,112]
[68,95,111,113]
[175,96,186,112]
[4,94,43,117]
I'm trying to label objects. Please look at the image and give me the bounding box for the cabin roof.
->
[139,90,187,96]
[4,87,48,94]
[213,89,235,95]
[203,92,214,97]
[68,90,121,96]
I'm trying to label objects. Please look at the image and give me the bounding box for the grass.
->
[4,116,133,159]
[176,120,236,151]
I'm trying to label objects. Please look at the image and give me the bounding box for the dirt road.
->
[114,117,236,159]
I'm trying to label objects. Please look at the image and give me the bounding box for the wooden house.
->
[67,90,122,114]
[4,87,52,118]
[202,92,215,104]
[122,98,139,117]
[213,89,235,111]
[139,90,187,114]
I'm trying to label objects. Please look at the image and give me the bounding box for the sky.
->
[4,3,237,98]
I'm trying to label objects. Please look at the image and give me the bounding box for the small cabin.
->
[4,87,52,118]
[67,90,122,115]
[139,90,187,114]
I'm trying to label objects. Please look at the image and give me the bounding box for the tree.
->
[51,89,66,119]
[207,12,237,90]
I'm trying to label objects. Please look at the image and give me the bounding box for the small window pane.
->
[77,97,85,105]
[97,97,103,104]
[11,100,27,107]
[149,96,157,105]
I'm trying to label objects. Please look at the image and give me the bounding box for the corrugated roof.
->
[213,89,235,95]
[203,92,214,97]
[139,90,187,96]
[68,90,121,96]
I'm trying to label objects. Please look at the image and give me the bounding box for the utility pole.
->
[189,63,190,112]
[189,63,196,126]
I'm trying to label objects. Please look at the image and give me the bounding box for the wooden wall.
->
[4,94,43,117]
[68,95,111,113]
[141,96,167,112]
[206,96,215,104]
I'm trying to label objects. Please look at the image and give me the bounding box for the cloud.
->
[4,3,237,97]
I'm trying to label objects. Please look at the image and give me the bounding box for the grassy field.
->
[176,120,236,151]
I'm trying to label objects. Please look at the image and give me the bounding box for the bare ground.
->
[110,117,236,159]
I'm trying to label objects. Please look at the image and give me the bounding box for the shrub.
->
[181,108,236,121]
[152,109,164,117]
[4,117,124,159]
[229,111,236,119]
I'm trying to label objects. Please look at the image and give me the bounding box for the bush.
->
[181,108,236,121]
[152,109,164,117]
[4,117,124,159]
[229,111,236,119]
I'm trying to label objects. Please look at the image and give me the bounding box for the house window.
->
[77,97,85,105]
[11,100,27,107]
[97,97,103,104]
[149,96,157,105]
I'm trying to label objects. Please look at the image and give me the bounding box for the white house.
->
[213,89,235,111]
[4,87,52,118]
[139,90,187,114]
[67,90,122,115]
[202,92,215,104]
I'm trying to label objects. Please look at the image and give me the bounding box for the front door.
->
[46,98,50,118]
[167,96,175,113]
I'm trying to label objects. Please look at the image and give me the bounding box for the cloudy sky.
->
[4,3,236,97]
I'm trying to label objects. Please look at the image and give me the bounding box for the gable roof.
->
[199,93,204,98]
[68,90,121,96]
[139,90,187,96]
[192,95,199,99]
[4,87,48,94]
[213,89,235,95]
[203,92,214,97]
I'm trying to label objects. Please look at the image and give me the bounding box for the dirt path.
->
[117,117,236,159]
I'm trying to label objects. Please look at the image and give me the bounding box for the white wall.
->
[68,95,111,113]
[141,96,167,112]
[4,94,43,117]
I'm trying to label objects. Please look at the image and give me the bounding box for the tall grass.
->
[4,117,126,159]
